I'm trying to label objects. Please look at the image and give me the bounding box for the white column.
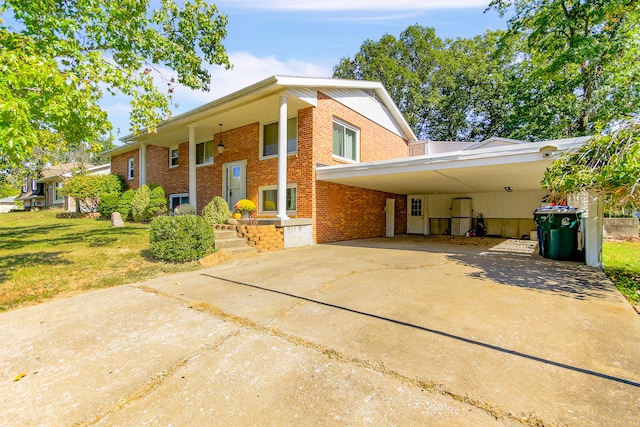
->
[276,95,289,220]
[584,191,603,268]
[139,143,147,186]
[188,126,197,211]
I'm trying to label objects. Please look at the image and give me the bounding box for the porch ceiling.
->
[129,90,312,148]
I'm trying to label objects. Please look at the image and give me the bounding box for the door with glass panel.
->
[223,160,246,210]
[407,195,425,234]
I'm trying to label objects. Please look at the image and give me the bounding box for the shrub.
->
[98,193,120,218]
[131,184,151,222]
[148,186,168,217]
[174,203,196,215]
[202,196,232,225]
[149,215,215,262]
[63,173,126,212]
[117,189,135,221]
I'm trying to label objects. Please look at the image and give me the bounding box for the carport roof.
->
[316,137,591,194]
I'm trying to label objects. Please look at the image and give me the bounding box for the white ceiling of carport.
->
[315,140,586,194]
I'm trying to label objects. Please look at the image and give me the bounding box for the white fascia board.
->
[317,139,587,180]
[100,142,140,158]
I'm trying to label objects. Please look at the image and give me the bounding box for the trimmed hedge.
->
[117,189,135,221]
[202,196,232,225]
[149,215,214,262]
[131,184,151,222]
[98,193,120,218]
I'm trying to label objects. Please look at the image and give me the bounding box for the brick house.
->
[104,76,416,245]
[103,75,603,265]
[17,163,111,211]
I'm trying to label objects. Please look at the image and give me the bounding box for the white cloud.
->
[104,52,332,137]
[170,51,332,111]
[216,0,489,11]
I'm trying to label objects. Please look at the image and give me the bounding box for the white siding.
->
[426,190,549,218]
[321,88,403,137]
[285,88,318,107]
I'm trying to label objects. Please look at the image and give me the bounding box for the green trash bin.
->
[534,207,582,260]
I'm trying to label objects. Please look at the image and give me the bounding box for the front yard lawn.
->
[0,210,202,312]
[602,241,640,304]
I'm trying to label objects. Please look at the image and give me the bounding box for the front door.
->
[223,160,246,210]
[407,195,425,234]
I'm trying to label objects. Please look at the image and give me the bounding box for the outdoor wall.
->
[315,181,406,243]
[111,150,140,190]
[603,218,639,239]
[312,91,409,166]
[145,142,190,196]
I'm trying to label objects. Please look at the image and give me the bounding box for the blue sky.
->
[103,0,508,139]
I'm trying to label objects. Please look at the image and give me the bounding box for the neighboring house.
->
[0,196,17,213]
[17,163,111,211]
[102,75,600,265]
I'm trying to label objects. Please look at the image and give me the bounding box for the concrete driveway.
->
[1,237,638,426]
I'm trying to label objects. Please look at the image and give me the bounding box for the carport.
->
[317,137,603,267]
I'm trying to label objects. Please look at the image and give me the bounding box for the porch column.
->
[188,126,197,211]
[276,95,289,220]
[139,143,147,186]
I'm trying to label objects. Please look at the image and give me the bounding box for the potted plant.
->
[233,199,256,219]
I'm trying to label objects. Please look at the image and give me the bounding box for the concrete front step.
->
[214,229,256,256]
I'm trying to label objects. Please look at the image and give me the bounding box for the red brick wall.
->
[315,181,407,243]
[312,91,408,166]
[109,90,409,242]
[111,150,139,190]
[146,143,189,195]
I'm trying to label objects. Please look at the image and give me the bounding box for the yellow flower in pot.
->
[233,199,256,218]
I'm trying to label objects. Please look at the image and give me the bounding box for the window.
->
[332,119,359,162]
[22,177,28,193]
[169,146,179,168]
[262,116,297,158]
[259,184,297,214]
[196,140,214,166]
[32,179,37,191]
[127,157,135,180]
[169,194,189,211]
[54,182,64,203]
[410,198,422,217]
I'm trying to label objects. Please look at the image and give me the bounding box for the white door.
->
[223,160,246,209]
[407,195,425,234]
[385,198,395,237]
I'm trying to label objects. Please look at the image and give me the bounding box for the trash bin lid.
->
[534,206,582,215]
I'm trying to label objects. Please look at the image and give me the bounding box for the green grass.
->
[602,241,640,303]
[0,210,202,312]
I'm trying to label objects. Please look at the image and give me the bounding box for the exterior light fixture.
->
[217,123,225,155]
[504,186,513,192]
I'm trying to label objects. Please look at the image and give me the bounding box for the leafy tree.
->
[488,0,640,138]
[333,26,519,141]
[333,25,443,140]
[63,173,126,212]
[0,0,230,167]
[543,117,640,210]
